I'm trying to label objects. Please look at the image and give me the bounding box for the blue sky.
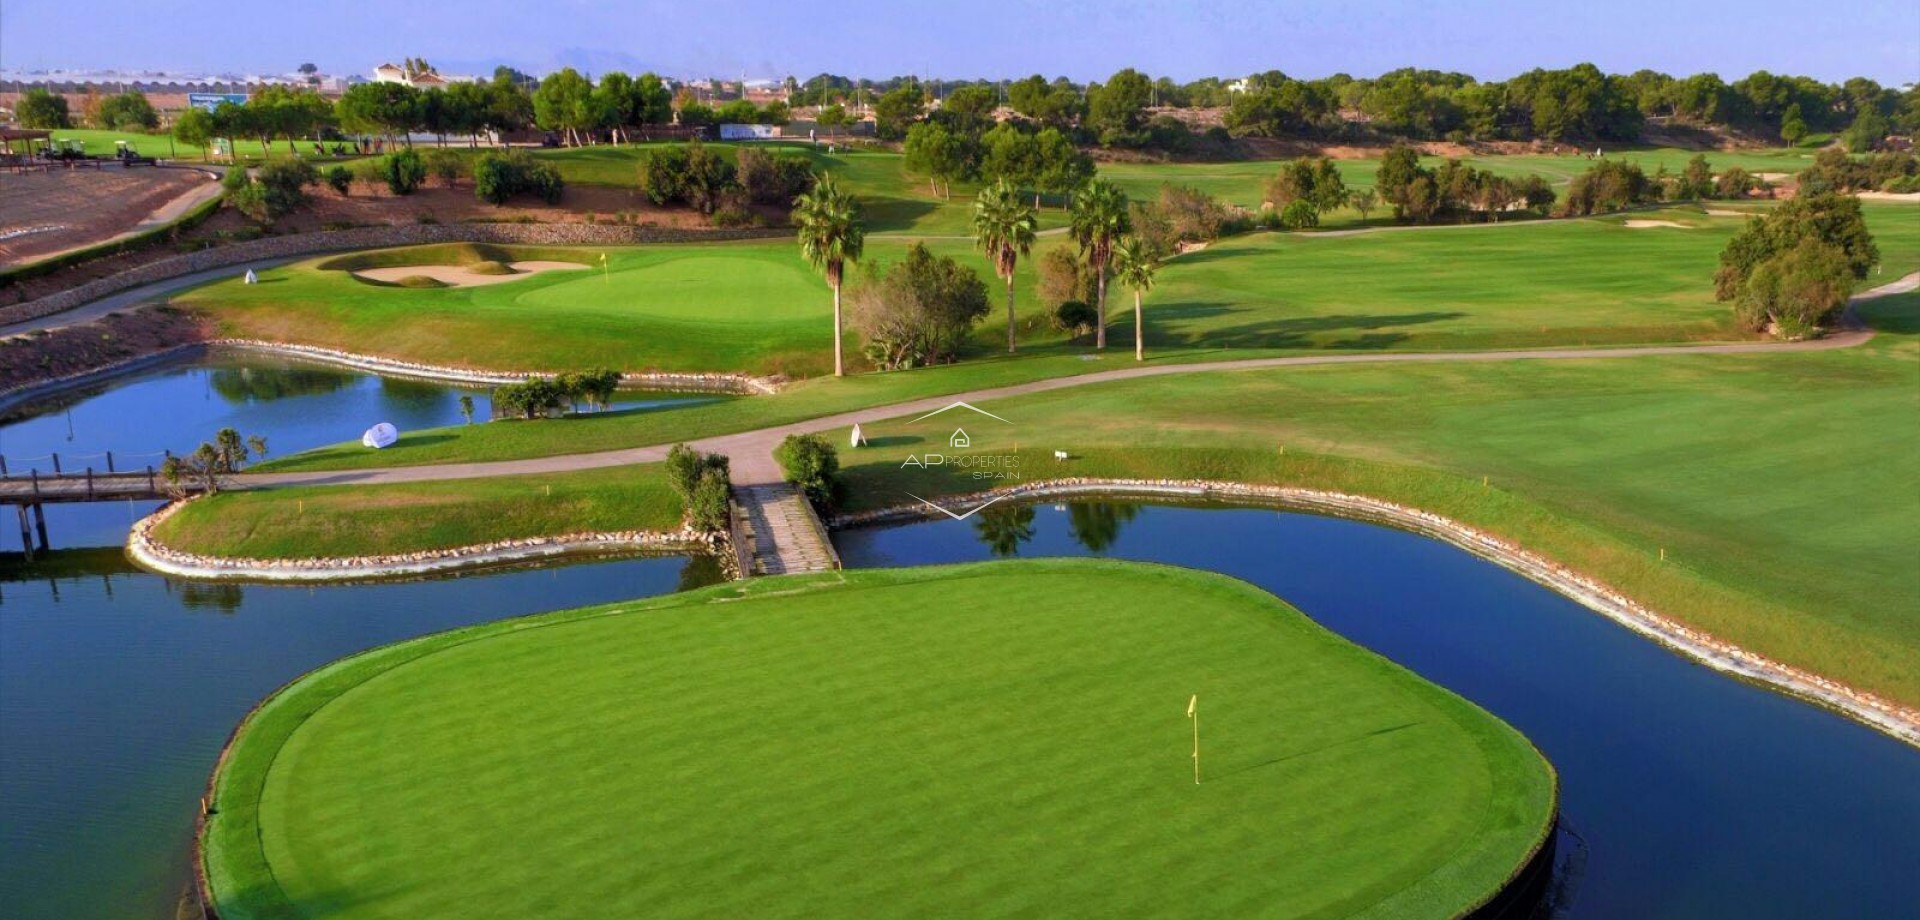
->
[4,0,1916,84]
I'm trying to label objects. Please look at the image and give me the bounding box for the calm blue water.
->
[0,358,725,919]
[5,359,1918,919]
[837,503,1920,920]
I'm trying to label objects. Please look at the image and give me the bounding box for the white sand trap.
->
[1703,209,1752,217]
[1755,172,1792,182]
[1623,220,1691,229]
[352,261,590,288]
[1858,191,1920,202]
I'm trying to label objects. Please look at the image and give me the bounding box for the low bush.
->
[474,150,565,205]
[381,150,427,195]
[774,433,840,507]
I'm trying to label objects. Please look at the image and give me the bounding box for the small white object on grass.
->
[1053,450,1069,461]
[850,423,867,448]
[361,422,399,449]
[243,269,258,285]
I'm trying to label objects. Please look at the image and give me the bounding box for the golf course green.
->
[200,559,1555,919]
[153,464,683,559]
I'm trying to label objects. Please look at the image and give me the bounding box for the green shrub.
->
[474,150,564,205]
[423,149,466,188]
[687,468,732,532]
[666,443,731,502]
[774,433,840,507]
[1279,199,1320,230]
[492,379,566,418]
[325,165,353,196]
[1052,300,1098,335]
[254,159,319,220]
[382,150,427,195]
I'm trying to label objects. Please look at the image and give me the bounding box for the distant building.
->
[371,63,465,89]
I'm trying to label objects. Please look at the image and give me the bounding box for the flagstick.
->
[1192,707,1201,784]
[1188,694,1201,785]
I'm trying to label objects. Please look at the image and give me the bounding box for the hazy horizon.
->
[2,0,1915,86]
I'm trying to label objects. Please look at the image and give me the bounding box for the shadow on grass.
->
[1117,305,1465,350]
[861,196,945,233]
[1860,290,1919,336]
[1213,721,1422,781]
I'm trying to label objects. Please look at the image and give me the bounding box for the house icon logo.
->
[950,428,971,448]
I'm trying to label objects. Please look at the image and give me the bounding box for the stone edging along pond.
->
[832,478,1920,749]
[127,497,735,584]
[0,339,778,417]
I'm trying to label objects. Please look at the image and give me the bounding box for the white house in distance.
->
[371,63,468,89]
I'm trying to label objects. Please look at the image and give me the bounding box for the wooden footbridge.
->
[1,453,191,558]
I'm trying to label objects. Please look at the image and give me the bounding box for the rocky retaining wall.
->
[833,478,1920,748]
[0,222,790,327]
[128,497,735,583]
[0,338,778,417]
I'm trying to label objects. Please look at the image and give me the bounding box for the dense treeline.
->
[793,64,1918,153]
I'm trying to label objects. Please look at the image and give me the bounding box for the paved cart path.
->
[237,272,1915,490]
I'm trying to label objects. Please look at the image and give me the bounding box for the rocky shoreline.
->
[832,477,1920,749]
[128,497,736,583]
[0,338,779,416]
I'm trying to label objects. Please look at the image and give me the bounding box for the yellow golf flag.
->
[1187,694,1197,717]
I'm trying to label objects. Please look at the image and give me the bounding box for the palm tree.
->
[1068,179,1131,349]
[1112,236,1160,362]
[972,179,1039,353]
[792,173,866,377]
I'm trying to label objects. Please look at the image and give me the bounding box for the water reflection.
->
[207,367,353,404]
[972,504,1036,557]
[1066,501,1138,552]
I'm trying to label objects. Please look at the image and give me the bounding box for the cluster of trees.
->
[530,68,676,145]
[223,159,318,224]
[1374,144,1556,222]
[1797,147,1920,195]
[676,98,790,129]
[847,243,991,369]
[492,370,621,419]
[802,64,1918,153]
[1716,194,1878,339]
[1663,154,1757,201]
[901,111,1093,203]
[15,86,156,129]
[641,141,815,221]
[159,429,267,497]
[665,443,731,532]
[1265,158,1349,228]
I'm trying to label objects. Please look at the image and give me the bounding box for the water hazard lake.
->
[2,358,1916,918]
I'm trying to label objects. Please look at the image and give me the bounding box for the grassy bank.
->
[154,465,682,559]
[202,559,1554,919]
[184,201,1917,390]
[833,291,1920,706]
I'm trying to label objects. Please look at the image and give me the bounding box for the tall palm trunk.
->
[832,280,845,376]
[1005,272,1017,353]
[1134,289,1144,361]
[1094,258,1109,349]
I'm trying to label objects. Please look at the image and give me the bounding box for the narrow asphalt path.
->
[0,255,301,339]
[243,272,1917,490]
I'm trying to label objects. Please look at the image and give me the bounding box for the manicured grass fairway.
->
[154,464,681,559]
[203,559,1554,920]
[839,292,1920,707]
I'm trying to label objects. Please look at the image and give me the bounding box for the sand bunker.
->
[352,261,590,288]
[1623,220,1691,229]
